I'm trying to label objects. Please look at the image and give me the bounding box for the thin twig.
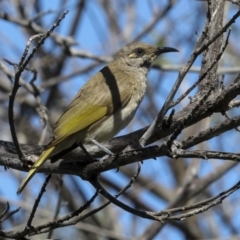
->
[31,190,99,235]
[90,177,162,222]
[154,180,240,220]
[139,10,240,147]
[32,163,141,235]
[8,11,68,161]
[0,202,9,221]
[166,87,213,150]
[26,174,51,229]
[0,202,20,223]
[170,29,231,108]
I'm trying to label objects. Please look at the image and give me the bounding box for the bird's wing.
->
[48,65,133,147]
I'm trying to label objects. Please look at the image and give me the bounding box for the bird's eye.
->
[135,48,144,56]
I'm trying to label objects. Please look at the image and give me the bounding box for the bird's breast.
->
[85,75,147,142]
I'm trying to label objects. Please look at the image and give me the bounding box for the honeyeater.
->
[17,42,178,194]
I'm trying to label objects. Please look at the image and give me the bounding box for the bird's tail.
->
[17,147,55,194]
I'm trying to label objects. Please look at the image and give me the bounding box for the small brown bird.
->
[17,42,178,194]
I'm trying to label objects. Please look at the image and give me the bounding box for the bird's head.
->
[115,42,178,74]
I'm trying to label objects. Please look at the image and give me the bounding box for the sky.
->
[1,1,240,239]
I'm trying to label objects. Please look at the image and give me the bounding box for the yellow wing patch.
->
[53,102,108,143]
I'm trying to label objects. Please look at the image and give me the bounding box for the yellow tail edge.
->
[17,147,55,195]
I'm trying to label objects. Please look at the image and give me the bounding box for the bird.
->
[17,42,178,194]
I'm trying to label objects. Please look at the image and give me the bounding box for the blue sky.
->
[1,1,240,239]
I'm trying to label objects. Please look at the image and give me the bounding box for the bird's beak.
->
[156,47,179,54]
